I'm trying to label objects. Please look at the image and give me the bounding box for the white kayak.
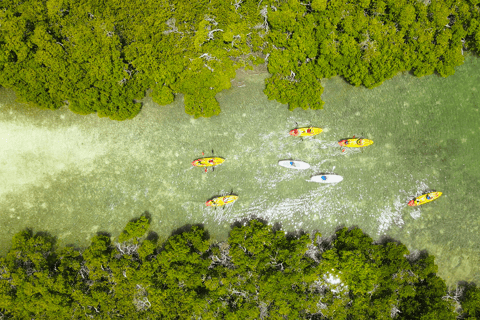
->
[307,174,343,183]
[278,160,310,170]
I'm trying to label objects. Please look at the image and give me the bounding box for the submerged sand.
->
[0,57,479,286]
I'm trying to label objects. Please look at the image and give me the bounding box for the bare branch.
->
[163,18,184,35]
[233,0,243,11]
[390,305,401,318]
[133,284,151,311]
[207,29,223,41]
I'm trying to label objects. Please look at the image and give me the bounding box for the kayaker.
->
[321,176,327,181]
[357,139,363,145]
[426,194,432,200]
[209,159,214,164]
[307,128,312,134]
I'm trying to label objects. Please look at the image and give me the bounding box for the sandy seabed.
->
[0,58,479,286]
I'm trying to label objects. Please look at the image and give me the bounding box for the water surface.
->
[0,57,479,285]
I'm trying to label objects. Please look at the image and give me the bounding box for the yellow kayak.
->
[408,192,442,206]
[338,138,374,148]
[206,195,239,207]
[192,157,225,167]
[290,127,323,137]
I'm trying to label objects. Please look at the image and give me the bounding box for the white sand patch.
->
[377,196,405,234]
[410,208,421,219]
[0,123,107,196]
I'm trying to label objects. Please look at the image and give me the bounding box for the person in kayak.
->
[321,176,327,181]
[209,159,214,164]
[426,194,432,200]
[357,139,364,146]
[307,128,312,134]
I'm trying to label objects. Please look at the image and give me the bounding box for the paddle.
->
[211,149,215,172]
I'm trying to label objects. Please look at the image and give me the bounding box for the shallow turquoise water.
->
[0,57,479,285]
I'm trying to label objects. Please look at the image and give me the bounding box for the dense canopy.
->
[0,216,479,319]
[1,0,480,119]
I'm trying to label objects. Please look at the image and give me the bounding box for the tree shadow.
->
[271,221,282,233]
[374,234,403,246]
[335,223,348,233]
[229,215,269,231]
[405,249,430,263]
[30,230,59,271]
[285,229,308,240]
[146,231,159,244]
[229,216,308,240]
[34,230,58,248]
[96,231,112,238]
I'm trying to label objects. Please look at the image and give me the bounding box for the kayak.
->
[289,127,323,137]
[308,174,343,183]
[192,157,225,167]
[408,192,442,206]
[206,195,239,207]
[278,160,310,170]
[338,138,374,148]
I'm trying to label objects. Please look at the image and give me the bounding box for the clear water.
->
[0,57,479,285]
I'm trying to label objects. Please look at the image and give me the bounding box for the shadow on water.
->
[96,231,112,238]
[169,223,210,240]
[229,216,269,230]
[34,230,58,248]
[146,231,159,243]
[374,234,404,246]
[405,249,431,264]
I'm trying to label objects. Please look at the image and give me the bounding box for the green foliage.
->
[459,283,480,319]
[118,216,150,243]
[312,0,327,11]
[0,0,264,119]
[150,85,175,106]
[0,216,472,318]
[263,0,477,109]
[1,0,479,117]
